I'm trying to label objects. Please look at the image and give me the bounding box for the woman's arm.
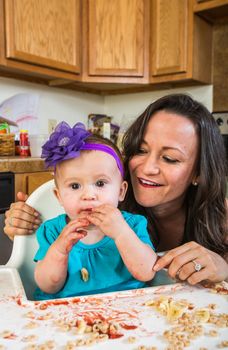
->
[153,241,228,284]
[4,192,41,240]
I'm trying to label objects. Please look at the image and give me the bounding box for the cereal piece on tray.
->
[217,340,228,348]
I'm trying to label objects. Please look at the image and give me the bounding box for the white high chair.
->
[5,179,64,300]
[2,181,175,300]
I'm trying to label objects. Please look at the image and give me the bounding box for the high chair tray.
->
[0,273,227,350]
[0,266,26,299]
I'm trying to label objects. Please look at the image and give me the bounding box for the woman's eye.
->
[71,183,80,190]
[137,148,147,155]
[96,180,105,187]
[163,156,179,164]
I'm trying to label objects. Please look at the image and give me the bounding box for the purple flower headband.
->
[41,121,124,177]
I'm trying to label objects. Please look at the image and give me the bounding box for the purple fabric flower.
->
[41,122,91,168]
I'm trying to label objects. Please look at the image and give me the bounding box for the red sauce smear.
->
[71,298,81,303]
[109,333,124,339]
[3,333,17,340]
[37,299,70,309]
[16,298,22,306]
[120,323,137,330]
[48,299,69,305]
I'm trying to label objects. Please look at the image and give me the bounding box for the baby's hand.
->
[52,218,88,255]
[86,204,128,240]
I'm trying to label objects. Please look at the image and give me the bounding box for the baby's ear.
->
[119,181,128,202]
[53,187,63,206]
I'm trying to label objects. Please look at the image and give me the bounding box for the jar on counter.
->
[19,129,30,156]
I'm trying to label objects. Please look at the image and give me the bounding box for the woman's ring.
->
[192,260,202,272]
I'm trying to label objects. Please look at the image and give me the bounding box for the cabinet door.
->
[4,0,81,74]
[15,172,54,199]
[150,0,188,77]
[87,0,147,77]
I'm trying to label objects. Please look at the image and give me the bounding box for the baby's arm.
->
[34,219,88,294]
[87,205,157,281]
[115,227,157,281]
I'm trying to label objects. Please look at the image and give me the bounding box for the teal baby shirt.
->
[34,211,154,300]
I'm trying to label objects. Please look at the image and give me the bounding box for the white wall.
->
[0,77,213,133]
[0,77,104,134]
[104,85,213,128]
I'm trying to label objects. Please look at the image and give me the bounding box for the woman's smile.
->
[138,177,162,187]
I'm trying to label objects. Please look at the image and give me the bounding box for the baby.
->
[34,122,157,300]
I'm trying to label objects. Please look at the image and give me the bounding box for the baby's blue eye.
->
[96,180,105,187]
[71,183,80,190]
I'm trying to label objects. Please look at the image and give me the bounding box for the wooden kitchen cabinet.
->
[14,171,54,200]
[0,0,82,80]
[0,0,216,92]
[82,0,149,83]
[150,0,213,84]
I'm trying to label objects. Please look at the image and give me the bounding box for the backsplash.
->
[0,77,213,133]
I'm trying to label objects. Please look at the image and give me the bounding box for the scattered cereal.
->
[127,336,137,343]
[24,321,39,329]
[22,334,38,342]
[81,268,89,282]
[217,340,228,348]
[208,329,219,337]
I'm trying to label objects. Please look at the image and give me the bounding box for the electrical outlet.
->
[213,113,228,135]
[48,119,57,134]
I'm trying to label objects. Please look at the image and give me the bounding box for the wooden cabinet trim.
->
[194,0,228,12]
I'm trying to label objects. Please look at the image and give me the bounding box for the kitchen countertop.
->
[0,267,227,350]
[0,157,50,173]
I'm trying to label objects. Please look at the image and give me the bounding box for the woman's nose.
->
[142,154,160,175]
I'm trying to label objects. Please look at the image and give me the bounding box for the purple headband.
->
[41,121,124,177]
[81,143,124,177]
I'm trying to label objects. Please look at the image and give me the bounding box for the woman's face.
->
[128,111,199,212]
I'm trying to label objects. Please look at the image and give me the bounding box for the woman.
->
[4,94,228,284]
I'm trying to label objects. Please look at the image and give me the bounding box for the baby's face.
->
[54,150,127,220]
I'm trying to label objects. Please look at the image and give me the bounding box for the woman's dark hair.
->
[121,93,227,256]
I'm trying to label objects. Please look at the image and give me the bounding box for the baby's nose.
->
[81,188,96,201]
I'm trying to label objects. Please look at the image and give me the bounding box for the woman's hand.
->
[4,192,42,240]
[153,241,228,284]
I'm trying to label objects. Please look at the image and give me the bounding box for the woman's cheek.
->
[128,156,140,172]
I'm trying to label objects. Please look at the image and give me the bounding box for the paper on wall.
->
[0,93,40,134]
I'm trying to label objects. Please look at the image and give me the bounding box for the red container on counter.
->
[19,129,30,156]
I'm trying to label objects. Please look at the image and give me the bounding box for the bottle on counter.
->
[14,134,20,155]
[19,129,30,156]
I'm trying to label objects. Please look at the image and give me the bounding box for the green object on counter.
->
[0,122,10,133]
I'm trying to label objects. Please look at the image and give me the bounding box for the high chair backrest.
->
[6,179,65,300]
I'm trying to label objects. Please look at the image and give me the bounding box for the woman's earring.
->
[192,181,198,186]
